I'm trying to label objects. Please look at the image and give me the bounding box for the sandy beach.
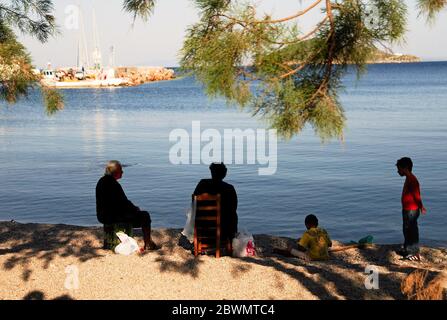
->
[0,221,445,300]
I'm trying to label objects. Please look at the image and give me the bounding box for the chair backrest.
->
[193,193,222,258]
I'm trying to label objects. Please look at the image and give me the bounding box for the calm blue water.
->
[1,62,446,247]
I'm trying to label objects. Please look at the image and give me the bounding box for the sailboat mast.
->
[109,46,115,68]
[77,5,90,70]
[77,39,80,69]
[92,9,102,70]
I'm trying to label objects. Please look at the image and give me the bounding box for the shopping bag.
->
[232,229,256,257]
[181,199,197,242]
[114,231,139,255]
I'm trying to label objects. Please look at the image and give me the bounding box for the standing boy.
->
[396,157,426,261]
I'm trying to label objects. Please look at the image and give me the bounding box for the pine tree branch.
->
[0,1,55,42]
[122,0,156,22]
[215,0,323,25]
[252,0,323,24]
[263,16,329,46]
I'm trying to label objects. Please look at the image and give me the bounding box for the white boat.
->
[41,77,130,88]
[42,69,56,80]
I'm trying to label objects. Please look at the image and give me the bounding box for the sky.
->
[16,0,447,68]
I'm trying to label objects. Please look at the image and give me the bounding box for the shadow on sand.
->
[148,231,446,300]
[2,222,446,299]
[0,221,105,281]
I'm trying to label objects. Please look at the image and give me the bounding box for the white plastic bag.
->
[181,199,197,242]
[232,229,256,257]
[114,231,139,255]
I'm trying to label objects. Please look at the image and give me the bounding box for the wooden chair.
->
[193,193,232,258]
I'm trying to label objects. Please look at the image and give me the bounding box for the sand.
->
[0,221,446,300]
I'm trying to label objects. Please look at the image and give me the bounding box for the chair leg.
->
[227,240,233,257]
[216,233,221,258]
[216,247,220,258]
[194,226,198,257]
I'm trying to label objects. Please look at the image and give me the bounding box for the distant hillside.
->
[368,49,421,64]
[278,42,421,66]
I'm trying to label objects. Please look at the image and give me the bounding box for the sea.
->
[1,62,446,247]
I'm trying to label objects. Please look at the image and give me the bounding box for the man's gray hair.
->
[105,160,122,176]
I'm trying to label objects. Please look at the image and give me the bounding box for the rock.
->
[115,66,175,86]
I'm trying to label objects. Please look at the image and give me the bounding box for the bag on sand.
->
[232,230,256,258]
[181,199,197,242]
[114,231,139,255]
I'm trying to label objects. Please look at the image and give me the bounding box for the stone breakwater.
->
[115,66,175,85]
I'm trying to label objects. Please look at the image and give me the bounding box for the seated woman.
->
[193,162,238,249]
[96,160,158,251]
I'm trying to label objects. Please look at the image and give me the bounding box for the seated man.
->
[193,163,238,244]
[96,160,157,251]
[274,214,332,261]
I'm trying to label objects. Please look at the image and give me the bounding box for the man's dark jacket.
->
[96,175,138,224]
[193,179,238,240]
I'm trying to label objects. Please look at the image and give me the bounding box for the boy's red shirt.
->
[402,173,422,211]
